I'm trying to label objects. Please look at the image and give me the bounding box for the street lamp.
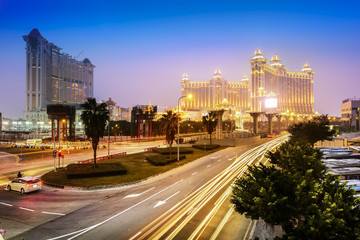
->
[177,94,192,164]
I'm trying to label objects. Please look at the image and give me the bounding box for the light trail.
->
[136,135,289,240]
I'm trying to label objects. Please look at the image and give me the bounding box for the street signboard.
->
[53,150,57,154]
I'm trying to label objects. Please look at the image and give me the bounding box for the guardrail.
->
[77,151,127,164]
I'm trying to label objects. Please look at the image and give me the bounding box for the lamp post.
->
[177,94,192,164]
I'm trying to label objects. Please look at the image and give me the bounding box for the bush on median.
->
[146,154,186,166]
[153,147,193,155]
[66,162,127,179]
[192,144,220,150]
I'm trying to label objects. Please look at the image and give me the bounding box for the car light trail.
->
[136,135,289,240]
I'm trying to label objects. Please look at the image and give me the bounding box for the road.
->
[0,140,166,186]
[0,136,288,240]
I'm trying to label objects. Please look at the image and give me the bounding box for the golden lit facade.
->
[180,70,250,112]
[250,49,314,114]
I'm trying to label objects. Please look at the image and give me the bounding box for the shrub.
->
[66,162,127,178]
[192,144,220,150]
[146,154,186,166]
[153,147,193,155]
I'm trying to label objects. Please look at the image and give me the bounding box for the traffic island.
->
[41,146,227,189]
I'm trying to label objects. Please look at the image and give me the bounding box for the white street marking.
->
[217,159,222,162]
[228,157,235,161]
[124,187,155,199]
[0,202,12,207]
[19,207,34,212]
[207,164,211,168]
[41,211,65,216]
[191,172,198,176]
[210,155,220,159]
[154,191,180,208]
[49,179,184,240]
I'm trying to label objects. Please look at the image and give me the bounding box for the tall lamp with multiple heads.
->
[177,94,192,164]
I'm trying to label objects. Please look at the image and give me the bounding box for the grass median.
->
[41,146,226,188]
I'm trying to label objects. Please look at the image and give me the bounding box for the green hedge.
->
[153,147,194,155]
[66,163,127,179]
[146,154,186,166]
[192,144,221,150]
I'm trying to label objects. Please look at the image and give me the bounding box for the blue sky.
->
[1,0,360,118]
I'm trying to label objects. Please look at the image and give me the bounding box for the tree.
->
[202,112,218,145]
[288,115,335,146]
[81,98,109,167]
[231,142,360,239]
[159,110,179,160]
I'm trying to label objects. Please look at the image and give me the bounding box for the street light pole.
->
[108,121,110,158]
[177,94,192,164]
[177,96,182,165]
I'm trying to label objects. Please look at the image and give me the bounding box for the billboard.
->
[265,97,278,109]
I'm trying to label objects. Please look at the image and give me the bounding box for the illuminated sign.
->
[265,98,278,109]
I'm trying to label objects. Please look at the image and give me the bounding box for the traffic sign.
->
[53,154,56,158]
[53,150,57,154]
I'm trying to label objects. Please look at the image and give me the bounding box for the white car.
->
[7,177,42,194]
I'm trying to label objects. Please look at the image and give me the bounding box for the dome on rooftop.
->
[252,49,265,60]
[29,28,42,37]
[83,58,92,64]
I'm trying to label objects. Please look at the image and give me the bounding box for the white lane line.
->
[124,187,155,199]
[210,155,220,159]
[41,211,65,216]
[217,159,222,162]
[0,202,13,207]
[228,157,235,161]
[19,207,34,212]
[49,179,184,240]
[191,172,198,176]
[207,164,211,168]
[129,231,142,240]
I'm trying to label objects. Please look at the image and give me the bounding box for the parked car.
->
[7,177,42,194]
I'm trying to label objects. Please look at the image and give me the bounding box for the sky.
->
[0,0,360,118]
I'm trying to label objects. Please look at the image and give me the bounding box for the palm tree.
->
[202,111,218,145]
[81,98,110,167]
[159,110,179,160]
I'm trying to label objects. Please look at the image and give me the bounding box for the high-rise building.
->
[341,98,360,130]
[22,28,95,121]
[180,69,250,113]
[250,49,314,115]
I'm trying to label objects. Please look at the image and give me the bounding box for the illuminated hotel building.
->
[180,70,250,112]
[250,49,314,115]
[22,28,94,121]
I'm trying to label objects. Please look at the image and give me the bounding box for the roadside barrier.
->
[77,152,127,164]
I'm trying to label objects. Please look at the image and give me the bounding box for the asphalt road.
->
[0,136,288,240]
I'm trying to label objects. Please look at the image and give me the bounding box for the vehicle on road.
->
[6,177,42,194]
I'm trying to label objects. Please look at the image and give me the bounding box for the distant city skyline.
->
[1,0,360,118]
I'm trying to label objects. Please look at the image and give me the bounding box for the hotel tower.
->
[180,70,250,113]
[250,49,314,115]
[23,28,95,121]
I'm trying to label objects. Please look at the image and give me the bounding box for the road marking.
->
[210,155,220,159]
[124,187,155,199]
[228,157,235,161]
[206,164,211,168]
[191,172,198,176]
[19,207,34,212]
[129,231,142,240]
[0,202,13,207]
[217,159,222,162]
[41,211,65,216]
[49,179,184,240]
[154,191,180,208]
